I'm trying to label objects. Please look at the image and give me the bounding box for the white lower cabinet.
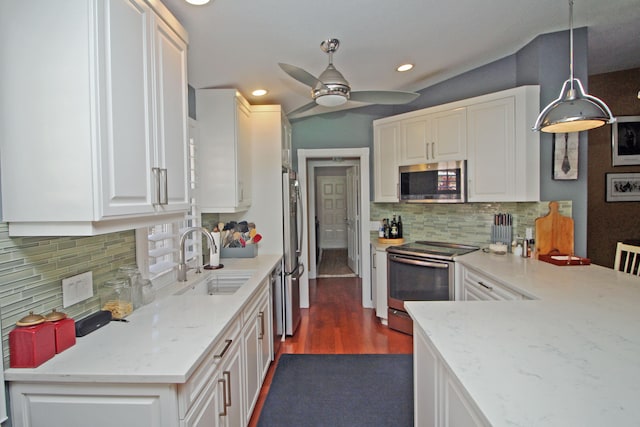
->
[216,337,244,427]
[414,326,490,427]
[242,280,273,422]
[183,371,221,427]
[371,246,389,323]
[458,264,528,301]
[9,278,273,427]
[9,382,178,427]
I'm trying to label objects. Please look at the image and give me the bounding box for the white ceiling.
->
[162,0,640,118]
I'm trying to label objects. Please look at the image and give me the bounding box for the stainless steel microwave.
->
[399,161,466,203]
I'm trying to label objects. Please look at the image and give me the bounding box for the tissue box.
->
[221,245,258,258]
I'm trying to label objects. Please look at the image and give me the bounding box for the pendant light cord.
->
[569,0,575,93]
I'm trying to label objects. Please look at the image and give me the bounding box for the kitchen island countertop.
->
[406,251,640,427]
[5,254,282,384]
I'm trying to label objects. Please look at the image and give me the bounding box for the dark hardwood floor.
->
[248,276,413,427]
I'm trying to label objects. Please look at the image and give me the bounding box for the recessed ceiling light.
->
[252,89,268,97]
[396,63,414,72]
[185,0,210,5]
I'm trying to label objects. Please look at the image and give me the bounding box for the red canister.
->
[9,311,56,368]
[44,309,76,354]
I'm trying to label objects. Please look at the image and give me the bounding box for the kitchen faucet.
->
[177,227,217,282]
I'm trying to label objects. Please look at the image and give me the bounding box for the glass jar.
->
[140,277,155,306]
[99,279,133,319]
[118,265,143,310]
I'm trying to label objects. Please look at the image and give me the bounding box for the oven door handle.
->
[389,255,449,269]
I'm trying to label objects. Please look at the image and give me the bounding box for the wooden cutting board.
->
[535,201,574,256]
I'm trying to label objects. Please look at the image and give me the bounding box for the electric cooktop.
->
[386,240,479,260]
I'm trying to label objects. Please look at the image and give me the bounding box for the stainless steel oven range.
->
[386,241,479,335]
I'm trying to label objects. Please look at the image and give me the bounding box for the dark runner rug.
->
[257,354,413,427]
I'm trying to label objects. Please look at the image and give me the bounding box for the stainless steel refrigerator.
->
[282,170,304,336]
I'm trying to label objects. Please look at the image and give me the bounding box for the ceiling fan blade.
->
[349,90,420,105]
[278,63,327,89]
[286,101,318,117]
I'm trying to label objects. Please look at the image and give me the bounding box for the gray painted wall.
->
[291,28,590,256]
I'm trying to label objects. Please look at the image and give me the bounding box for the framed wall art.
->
[553,132,578,180]
[612,116,640,166]
[605,173,640,202]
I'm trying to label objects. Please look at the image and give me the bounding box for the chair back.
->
[614,242,640,276]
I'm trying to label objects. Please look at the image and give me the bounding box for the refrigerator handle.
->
[295,182,304,257]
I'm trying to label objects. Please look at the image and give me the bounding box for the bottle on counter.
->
[397,216,403,239]
[378,221,385,238]
[383,218,391,239]
[390,215,398,238]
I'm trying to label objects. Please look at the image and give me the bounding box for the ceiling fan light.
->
[315,94,348,107]
[533,78,615,132]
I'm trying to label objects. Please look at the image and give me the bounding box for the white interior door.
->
[346,166,360,274]
[317,176,347,249]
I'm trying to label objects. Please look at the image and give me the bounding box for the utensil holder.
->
[491,225,512,250]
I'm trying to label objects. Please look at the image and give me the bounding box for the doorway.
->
[314,163,359,278]
[297,148,372,310]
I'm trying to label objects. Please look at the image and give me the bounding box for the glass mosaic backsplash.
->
[0,222,136,368]
[0,204,570,369]
[370,200,572,248]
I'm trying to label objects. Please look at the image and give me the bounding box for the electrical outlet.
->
[62,271,93,308]
[370,221,381,231]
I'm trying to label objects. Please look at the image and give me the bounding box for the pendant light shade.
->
[532,0,615,133]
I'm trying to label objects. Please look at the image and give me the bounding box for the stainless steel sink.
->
[174,272,254,296]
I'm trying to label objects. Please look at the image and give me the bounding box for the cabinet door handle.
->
[152,167,161,206]
[258,311,265,339]
[223,370,232,408]
[160,168,168,205]
[218,378,227,417]
[431,142,435,159]
[214,339,233,359]
[477,281,493,290]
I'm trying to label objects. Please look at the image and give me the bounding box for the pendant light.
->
[532,0,615,133]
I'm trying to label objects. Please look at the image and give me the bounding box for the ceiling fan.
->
[279,38,420,117]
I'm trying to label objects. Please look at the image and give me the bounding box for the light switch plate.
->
[62,271,93,308]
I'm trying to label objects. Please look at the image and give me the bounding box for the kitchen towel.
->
[210,231,221,267]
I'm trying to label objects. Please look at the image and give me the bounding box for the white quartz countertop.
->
[5,255,282,384]
[405,251,640,427]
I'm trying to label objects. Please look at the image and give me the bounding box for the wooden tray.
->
[378,238,405,244]
[539,254,591,266]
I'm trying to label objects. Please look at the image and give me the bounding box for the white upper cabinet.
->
[373,86,539,204]
[0,0,189,236]
[152,12,190,212]
[197,89,253,213]
[373,121,401,202]
[400,108,467,165]
[467,86,540,202]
